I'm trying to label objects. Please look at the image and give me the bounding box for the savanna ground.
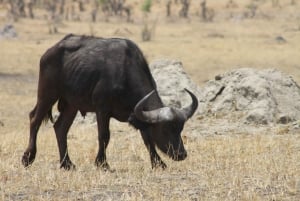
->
[0,1,300,200]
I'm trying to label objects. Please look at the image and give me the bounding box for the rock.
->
[199,68,300,124]
[150,59,202,109]
[275,36,287,44]
[0,24,17,39]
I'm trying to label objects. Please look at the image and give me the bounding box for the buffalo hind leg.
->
[54,105,77,170]
[22,100,55,167]
[95,112,112,171]
[140,131,167,169]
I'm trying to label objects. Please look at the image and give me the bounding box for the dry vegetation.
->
[0,0,300,200]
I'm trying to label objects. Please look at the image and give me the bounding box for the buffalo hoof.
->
[22,151,36,168]
[152,160,167,170]
[95,161,115,172]
[60,160,76,170]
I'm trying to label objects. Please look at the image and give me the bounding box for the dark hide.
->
[22,34,197,170]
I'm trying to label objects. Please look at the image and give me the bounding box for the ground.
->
[0,1,300,200]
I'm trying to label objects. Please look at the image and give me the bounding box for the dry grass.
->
[1,124,299,200]
[1,1,300,200]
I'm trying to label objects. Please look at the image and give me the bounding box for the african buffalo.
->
[22,34,198,170]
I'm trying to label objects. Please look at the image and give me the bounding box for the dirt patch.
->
[0,72,23,79]
[0,72,35,82]
[0,72,36,96]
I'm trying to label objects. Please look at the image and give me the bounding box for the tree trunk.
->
[179,0,189,18]
[27,0,35,18]
[166,0,171,17]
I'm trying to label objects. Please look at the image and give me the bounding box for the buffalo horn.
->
[134,89,198,123]
[180,88,199,120]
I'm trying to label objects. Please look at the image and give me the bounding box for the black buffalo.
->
[22,34,198,170]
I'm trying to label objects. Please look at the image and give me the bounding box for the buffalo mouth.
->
[166,144,187,161]
[171,150,187,161]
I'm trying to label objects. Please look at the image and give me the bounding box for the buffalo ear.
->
[128,113,149,130]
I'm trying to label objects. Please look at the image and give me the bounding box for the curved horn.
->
[181,88,198,120]
[134,89,198,123]
[134,90,176,123]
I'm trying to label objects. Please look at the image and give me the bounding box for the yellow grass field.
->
[0,1,300,200]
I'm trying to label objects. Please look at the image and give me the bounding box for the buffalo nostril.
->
[173,150,187,161]
[181,151,187,159]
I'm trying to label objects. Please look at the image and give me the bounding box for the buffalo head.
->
[134,89,198,162]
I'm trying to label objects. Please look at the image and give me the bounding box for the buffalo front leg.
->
[95,112,111,171]
[22,100,54,167]
[140,130,167,169]
[54,106,77,170]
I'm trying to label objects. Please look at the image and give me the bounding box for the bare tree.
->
[103,0,124,16]
[26,0,35,18]
[59,0,65,15]
[60,0,81,21]
[200,0,207,20]
[17,0,26,17]
[99,0,131,22]
[6,0,25,21]
[166,0,172,17]
[200,0,214,22]
[78,0,84,12]
[123,4,132,22]
[245,3,257,18]
[179,0,190,18]
[6,0,36,19]
[44,0,62,34]
[7,0,17,21]
[91,0,99,22]
[141,18,157,42]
